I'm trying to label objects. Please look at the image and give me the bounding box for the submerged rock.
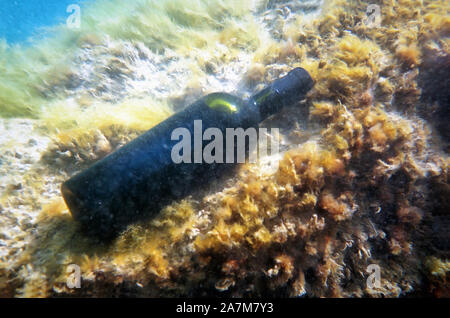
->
[1,0,449,298]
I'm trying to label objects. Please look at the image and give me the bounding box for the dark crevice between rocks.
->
[417,51,450,152]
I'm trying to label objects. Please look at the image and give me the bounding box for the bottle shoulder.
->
[202,92,244,115]
[201,92,261,126]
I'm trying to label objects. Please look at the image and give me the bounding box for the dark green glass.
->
[61,67,314,240]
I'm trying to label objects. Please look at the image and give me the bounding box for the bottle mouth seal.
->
[248,67,314,121]
[270,67,314,108]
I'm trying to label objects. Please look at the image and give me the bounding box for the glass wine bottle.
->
[61,67,314,240]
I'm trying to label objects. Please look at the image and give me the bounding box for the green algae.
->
[0,0,259,119]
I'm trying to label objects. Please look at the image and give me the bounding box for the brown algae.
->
[0,0,449,297]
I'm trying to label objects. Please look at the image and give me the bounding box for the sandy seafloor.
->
[0,0,449,297]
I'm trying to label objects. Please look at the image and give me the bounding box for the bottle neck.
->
[248,86,283,121]
[247,67,314,122]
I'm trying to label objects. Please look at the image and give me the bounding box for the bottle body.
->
[62,93,259,239]
[61,68,314,240]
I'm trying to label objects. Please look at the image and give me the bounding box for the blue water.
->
[0,0,90,44]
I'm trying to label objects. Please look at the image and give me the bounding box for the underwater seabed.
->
[0,0,449,297]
